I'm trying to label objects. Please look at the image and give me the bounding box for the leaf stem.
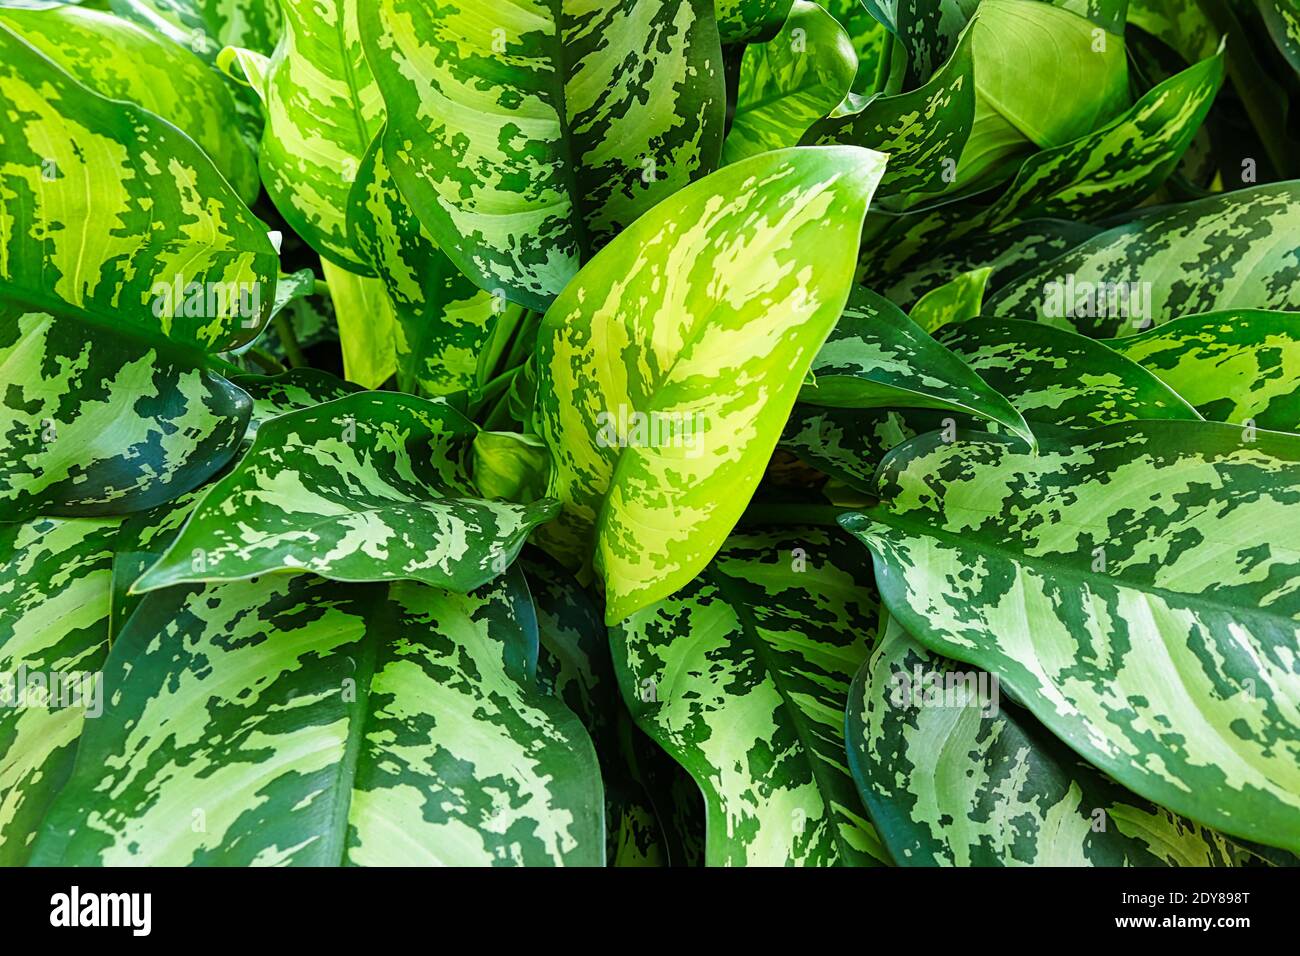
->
[245,348,287,375]
[273,312,308,369]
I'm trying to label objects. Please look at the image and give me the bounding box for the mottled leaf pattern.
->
[31,570,604,865]
[0,309,250,521]
[534,146,886,623]
[850,614,1243,866]
[229,367,363,438]
[221,0,383,269]
[133,392,558,594]
[805,26,974,196]
[723,1,858,164]
[1108,309,1300,432]
[845,422,1300,853]
[983,47,1223,223]
[937,318,1201,427]
[0,24,279,350]
[0,515,118,866]
[987,182,1300,334]
[800,285,1032,444]
[360,0,726,310]
[612,527,884,866]
[0,4,259,202]
[349,138,504,397]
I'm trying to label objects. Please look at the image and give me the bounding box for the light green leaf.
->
[723,1,858,164]
[0,309,250,521]
[843,421,1300,853]
[798,285,1032,445]
[0,25,279,352]
[473,432,550,505]
[611,526,885,866]
[908,266,991,333]
[955,0,1129,190]
[533,145,887,623]
[30,570,604,865]
[0,515,119,866]
[1108,309,1300,432]
[986,182,1300,335]
[0,3,259,203]
[359,0,726,310]
[320,259,397,390]
[132,392,559,594]
[850,614,1244,866]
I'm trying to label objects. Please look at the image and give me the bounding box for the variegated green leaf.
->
[781,404,912,491]
[723,1,857,165]
[133,392,558,594]
[1108,309,1300,432]
[1126,0,1218,64]
[0,3,259,203]
[783,315,1204,492]
[0,309,250,521]
[1260,0,1300,75]
[893,0,974,89]
[30,570,604,865]
[804,25,974,196]
[220,0,383,269]
[908,266,990,333]
[111,0,279,144]
[987,182,1300,335]
[359,0,726,310]
[611,526,885,866]
[0,24,279,351]
[0,514,118,866]
[716,0,794,43]
[799,285,1033,444]
[876,218,1100,310]
[850,614,1244,866]
[826,0,889,96]
[526,551,667,866]
[937,318,1200,427]
[108,488,202,640]
[348,137,506,397]
[843,421,1300,853]
[534,146,886,623]
[111,0,280,60]
[982,46,1223,224]
[229,367,362,438]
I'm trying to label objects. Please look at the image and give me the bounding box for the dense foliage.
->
[2,0,1299,866]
